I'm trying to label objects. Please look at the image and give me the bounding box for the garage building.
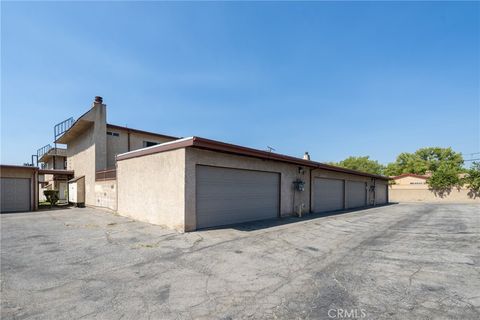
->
[116,137,389,232]
[0,165,38,213]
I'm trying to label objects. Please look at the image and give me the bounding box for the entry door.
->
[347,181,367,209]
[376,181,388,204]
[58,182,67,200]
[196,165,280,229]
[313,178,344,213]
[1,178,31,213]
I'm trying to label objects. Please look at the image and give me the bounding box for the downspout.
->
[115,159,119,212]
[127,130,131,152]
[309,167,313,213]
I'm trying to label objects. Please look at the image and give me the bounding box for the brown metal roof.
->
[117,137,390,180]
[0,164,38,171]
[391,173,428,180]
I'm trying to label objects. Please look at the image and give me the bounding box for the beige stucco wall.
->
[106,131,128,169]
[94,180,117,210]
[185,148,312,231]
[389,187,479,203]
[116,148,186,231]
[129,132,174,151]
[106,127,176,169]
[66,102,107,206]
[67,127,96,206]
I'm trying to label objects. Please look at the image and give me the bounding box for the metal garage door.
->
[313,178,344,213]
[1,178,31,213]
[376,181,388,205]
[196,165,280,229]
[347,181,366,209]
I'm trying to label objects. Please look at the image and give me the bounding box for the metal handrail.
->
[54,117,74,140]
[37,144,52,159]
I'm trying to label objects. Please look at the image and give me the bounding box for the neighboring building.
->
[389,173,479,203]
[390,173,429,188]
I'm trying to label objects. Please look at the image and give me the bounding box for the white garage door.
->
[347,181,366,209]
[376,181,388,205]
[1,178,31,213]
[314,178,344,213]
[196,165,280,229]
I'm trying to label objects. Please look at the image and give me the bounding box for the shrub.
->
[43,190,59,207]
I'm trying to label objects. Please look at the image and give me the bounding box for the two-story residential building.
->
[53,96,390,231]
[55,96,178,209]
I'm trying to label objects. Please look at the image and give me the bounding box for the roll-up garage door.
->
[347,181,366,209]
[196,165,280,229]
[313,178,344,213]
[1,178,31,213]
[376,181,388,205]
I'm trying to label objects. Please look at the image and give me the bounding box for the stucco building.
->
[2,96,390,230]
[54,97,177,210]
[45,97,389,231]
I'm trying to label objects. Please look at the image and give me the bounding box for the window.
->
[143,141,158,147]
[107,131,120,137]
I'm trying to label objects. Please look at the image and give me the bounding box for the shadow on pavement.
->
[200,203,398,232]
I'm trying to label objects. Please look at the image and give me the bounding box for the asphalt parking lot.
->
[1,203,479,319]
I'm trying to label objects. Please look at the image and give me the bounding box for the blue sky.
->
[1,1,479,165]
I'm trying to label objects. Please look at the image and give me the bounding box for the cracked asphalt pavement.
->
[1,203,479,319]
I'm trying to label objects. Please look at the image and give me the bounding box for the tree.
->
[463,162,480,198]
[385,147,464,177]
[427,162,461,196]
[332,156,385,175]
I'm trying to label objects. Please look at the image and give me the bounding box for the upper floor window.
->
[143,141,158,148]
[107,131,120,137]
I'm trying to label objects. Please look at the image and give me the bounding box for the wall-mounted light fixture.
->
[293,179,305,192]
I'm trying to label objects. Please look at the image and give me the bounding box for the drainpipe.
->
[309,168,313,213]
[127,130,131,152]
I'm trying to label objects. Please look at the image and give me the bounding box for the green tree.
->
[427,162,461,196]
[385,147,463,176]
[332,156,385,175]
[463,162,480,198]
